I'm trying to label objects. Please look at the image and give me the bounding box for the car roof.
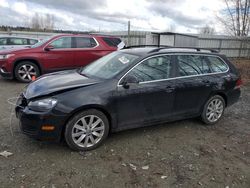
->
[120,46,220,57]
[120,47,157,56]
[0,36,39,40]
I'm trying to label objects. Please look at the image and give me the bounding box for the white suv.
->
[0,36,39,50]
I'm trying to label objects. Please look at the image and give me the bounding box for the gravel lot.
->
[0,76,249,188]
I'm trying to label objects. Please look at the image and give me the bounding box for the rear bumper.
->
[0,68,13,79]
[226,88,241,107]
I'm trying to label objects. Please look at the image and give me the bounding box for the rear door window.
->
[9,38,28,45]
[177,55,211,76]
[75,37,97,48]
[127,55,172,82]
[207,56,228,73]
[0,38,7,45]
[50,37,72,49]
[102,37,121,47]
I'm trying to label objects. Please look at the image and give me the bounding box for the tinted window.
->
[207,56,228,73]
[102,37,121,47]
[177,55,211,76]
[9,38,28,45]
[50,37,72,48]
[29,39,38,45]
[126,56,172,82]
[75,37,97,48]
[0,38,7,45]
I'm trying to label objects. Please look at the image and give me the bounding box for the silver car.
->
[0,36,39,50]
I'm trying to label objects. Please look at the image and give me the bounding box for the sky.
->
[0,0,225,33]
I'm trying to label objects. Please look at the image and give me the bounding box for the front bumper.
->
[0,67,13,79]
[16,103,67,142]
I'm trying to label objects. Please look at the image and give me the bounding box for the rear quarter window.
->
[207,56,228,73]
[102,37,121,47]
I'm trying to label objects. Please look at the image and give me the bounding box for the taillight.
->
[235,78,243,89]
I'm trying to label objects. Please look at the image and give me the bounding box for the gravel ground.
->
[0,77,249,188]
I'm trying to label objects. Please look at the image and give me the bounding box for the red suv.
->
[0,34,122,82]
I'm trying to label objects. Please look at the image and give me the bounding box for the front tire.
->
[201,95,225,125]
[64,109,110,151]
[14,61,40,83]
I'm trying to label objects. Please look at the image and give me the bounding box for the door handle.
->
[165,86,175,93]
[202,80,211,87]
[202,80,210,84]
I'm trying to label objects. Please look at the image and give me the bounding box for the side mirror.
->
[122,75,139,89]
[45,45,54,51]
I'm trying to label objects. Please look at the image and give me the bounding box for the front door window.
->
[50,37,72,49]
[125,55,172,83]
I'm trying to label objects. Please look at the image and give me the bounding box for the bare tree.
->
[45,14,55,30]
[30,13,55,30]
[218,0,250,36]
[31,13,40,30]
[199,25,215,35]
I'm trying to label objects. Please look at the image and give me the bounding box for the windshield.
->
[81,51,139,79]
[31,38,50,48]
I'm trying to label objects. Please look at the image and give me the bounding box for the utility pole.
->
[128,20,131,46]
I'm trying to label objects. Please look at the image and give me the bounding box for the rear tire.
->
[201,95,225,125]
[14,61,40,83]
[64,109,109,151]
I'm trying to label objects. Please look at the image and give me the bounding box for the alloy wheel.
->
[72,115,105,148]
[206,98,224,123]
[17,64,37,82]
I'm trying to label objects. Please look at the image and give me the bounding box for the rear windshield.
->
[102,37,122,47]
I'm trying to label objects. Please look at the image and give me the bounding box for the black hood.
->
[24,70,101,99]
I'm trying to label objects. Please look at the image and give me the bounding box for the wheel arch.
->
[13,58,43,78]
[213,92,228,107]
[201,92,227,124]
[200,91,228,114]
[60,104,113,141]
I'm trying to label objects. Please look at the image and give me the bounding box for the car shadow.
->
[8,100,221,154]
[18,118,209,152]
[107,118,204,141]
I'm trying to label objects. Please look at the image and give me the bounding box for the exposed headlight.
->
[0,54,15,60]
[28,98,57,112]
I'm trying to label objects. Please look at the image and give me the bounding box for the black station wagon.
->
[15,46,242,151]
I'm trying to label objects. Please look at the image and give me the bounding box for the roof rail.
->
[123,45,170,49]
[148,46,219,53]
[122,45,219,53]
